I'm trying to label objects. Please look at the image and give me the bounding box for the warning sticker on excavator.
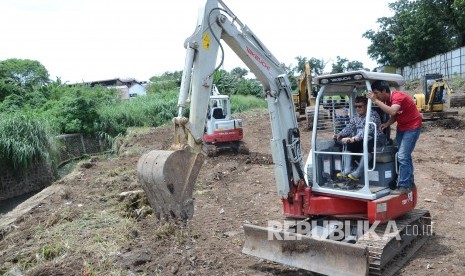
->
[202,33,210,49]
[385,170,392,179]
[334,158,341,171]
[323,160,331,174]
[369,170,379,182]
[377,202,387,213]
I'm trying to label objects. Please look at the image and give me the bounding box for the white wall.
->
[128,83,147,98]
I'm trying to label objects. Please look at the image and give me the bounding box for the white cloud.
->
[0,0,392,83]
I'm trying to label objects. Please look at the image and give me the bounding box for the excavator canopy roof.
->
[315,70,405,88]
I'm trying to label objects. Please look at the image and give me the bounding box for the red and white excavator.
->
[203,85,248,157]
[137,0,431,275]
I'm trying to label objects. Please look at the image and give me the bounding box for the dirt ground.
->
[1,106,465,275]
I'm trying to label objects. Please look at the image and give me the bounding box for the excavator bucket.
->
[450,94,465,108]
[137,149,204,220]
[242,224,369,276]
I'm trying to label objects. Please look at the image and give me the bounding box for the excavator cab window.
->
[212,107,225,119]
[424,73,445,104]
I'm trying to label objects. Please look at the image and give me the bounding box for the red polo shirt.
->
[386,90,422,131]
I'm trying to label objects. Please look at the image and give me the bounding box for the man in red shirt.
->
[367,80,422,195]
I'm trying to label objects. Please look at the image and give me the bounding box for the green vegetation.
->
[0,111,57,171]
[97,90,179,136]
[231,94,267,113]
[364,0,465,67]
[0,58,268,176]
[293,55,366,75]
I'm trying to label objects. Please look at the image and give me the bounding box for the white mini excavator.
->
[137,1,432,275]
[203,85,248,157]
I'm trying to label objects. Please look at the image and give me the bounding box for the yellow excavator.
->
[294,62,349,130]
[413,73,464,120]
[137,0,431,274]
[294,62,317,129]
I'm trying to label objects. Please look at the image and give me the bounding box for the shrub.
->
[0,111,57,171]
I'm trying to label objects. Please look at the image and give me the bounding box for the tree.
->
[363,0,462,67]
[294,56,308,74]
[230,67,248,79]
[213,69,236,95]
[234,78,262,97]
[437,0,465,47]
[347,61,365,71]
[309,58,327,76]
[330,56,364,73]
[0,78,25,102]
[148,71,182,93]
[294,56,326,76]
[331,56,349,73]
[0,58,50,88]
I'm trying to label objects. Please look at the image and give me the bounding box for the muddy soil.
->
[1,108,465,275]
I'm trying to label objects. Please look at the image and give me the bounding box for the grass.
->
[29,211,136,274]
[97,90,267,137]
[153,222,188,244]
[0,111,57,171]
[97,90,179,136]
[230,94,267,113]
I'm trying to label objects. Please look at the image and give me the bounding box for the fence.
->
[400,46,465,81]
[56,133,110,165]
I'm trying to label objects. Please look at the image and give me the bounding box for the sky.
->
[0,0,393,83]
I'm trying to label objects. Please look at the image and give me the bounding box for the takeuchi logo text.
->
[246,46,270,71]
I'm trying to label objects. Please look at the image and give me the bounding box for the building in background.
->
[78,78,147,99]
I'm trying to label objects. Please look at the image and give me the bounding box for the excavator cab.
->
[307,71,401,201]
[244,72,431,275]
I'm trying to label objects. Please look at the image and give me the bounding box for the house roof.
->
[74,78,143,87]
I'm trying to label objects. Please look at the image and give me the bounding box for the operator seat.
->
[372,105,390,145]
[212,107,225,119]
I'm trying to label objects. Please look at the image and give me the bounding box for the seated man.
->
[333,96,382,181]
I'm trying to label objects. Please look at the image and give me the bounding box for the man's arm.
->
[367,91,400,116]
[335,118,355,137]
[381,115,397,131]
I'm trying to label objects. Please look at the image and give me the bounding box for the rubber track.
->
[357,209,432,275]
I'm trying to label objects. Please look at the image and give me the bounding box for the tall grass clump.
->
[97,90,179,136]
[230,94,267,113]
[0,111,57,171]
